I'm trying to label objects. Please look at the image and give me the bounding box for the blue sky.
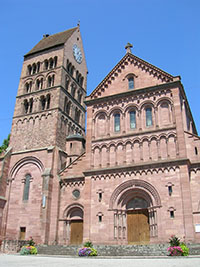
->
[0,0,200,145]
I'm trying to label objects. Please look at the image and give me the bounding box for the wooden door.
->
[127,209,149,244]
[70,220,83,244]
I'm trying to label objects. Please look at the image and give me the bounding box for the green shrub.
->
[20,246,30,255]
[169,235,180,246]
[180,243,189,256]
[83,240,93,248]
[20,245,37,255]
[28,236,36,246]
[90,247,97,256]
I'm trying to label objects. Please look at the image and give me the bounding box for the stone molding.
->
[109,179,161,210]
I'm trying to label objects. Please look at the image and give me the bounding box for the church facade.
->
[0,26,200,247]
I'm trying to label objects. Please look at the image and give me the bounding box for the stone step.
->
[36,244,200,256]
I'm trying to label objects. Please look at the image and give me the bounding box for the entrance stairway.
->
[37,243,200,256]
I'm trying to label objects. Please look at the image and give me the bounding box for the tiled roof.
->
[25,27,78,57]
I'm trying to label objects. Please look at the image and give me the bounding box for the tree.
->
[0,134,10,154]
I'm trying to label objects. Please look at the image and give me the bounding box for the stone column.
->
[107,148,110,166]
[148,141,152,160]
[140,142,143,161]
[92,119,95,140]
[41,168,53,244]
[157,140,161,159]
[99,148,102,167]
[155,107,159,128]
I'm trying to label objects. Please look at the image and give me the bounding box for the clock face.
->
[73,44,82,64]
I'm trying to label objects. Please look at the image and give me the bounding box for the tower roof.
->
[24,27,78,57]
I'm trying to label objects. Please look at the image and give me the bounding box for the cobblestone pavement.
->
[0,254,200,267]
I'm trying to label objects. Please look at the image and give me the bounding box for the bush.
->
[78,246,97,257]
[28,236,36,246]
[180,243,189,256]
[20,245,37,255]
[78,247,92,257]
[90,247,98,256]
[83,240,93,248]
[167,246,183,256]
[169,235,180,246]
[167,235,189,256]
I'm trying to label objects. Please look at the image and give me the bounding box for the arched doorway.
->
[69,207,83,244]
[126,197,150,244]
[109,179,161,245]
[64,204,83,245]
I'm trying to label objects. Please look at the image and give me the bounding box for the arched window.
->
[128,77,134,89]
[32,63,36,74]
[46,94,51,109]
[65,75,70,90]
[130,110,136,129]
[49,58,54,69]
[54,56,57,67]
[29,98,33,113]
[23,174,31,201]
[24,99,29,114]
[66,101,71,115]
[27,65,32,75]
[37,62,40,73]
[71,84,76,97]
[44,59,48,70]
[114,113,120,132]
[80,77,84,87]
[146,107,153,127]
[25,82,29,93]
[40,96,46,110]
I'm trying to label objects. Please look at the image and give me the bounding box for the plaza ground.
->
[0,254,200,267]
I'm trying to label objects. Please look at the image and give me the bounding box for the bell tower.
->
[2,26,88,245]
[10,26,87,153]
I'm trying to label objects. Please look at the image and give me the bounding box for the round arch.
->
[109,179,161,210]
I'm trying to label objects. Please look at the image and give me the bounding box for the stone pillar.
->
[92,119,95,140]
[132,143,134,163]
[157,140,161,159]
[155,107,159,128]
[107,148,110,166]
[41,168,53,244]
[91,149,94,168]
[107,116,110,137]
[140,143,143,161]
[179,165,195,242]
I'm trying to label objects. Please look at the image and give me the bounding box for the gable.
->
[89,53,174,100]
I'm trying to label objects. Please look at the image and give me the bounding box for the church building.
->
[0,26,200,247]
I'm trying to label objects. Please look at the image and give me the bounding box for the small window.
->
[29,98,33,113]
[195,147,198,155]
[99,192,102,202]
[170,210,174,218]
[146,107,153,127]
[20,227,26,240]
[23,174,31,201]
[98,215,102,222]
[130,111,136,129]
[24,100,29,114]
[168,186,173,196]
[37,62,40,73]
[54,56,57,67]
[70,143,73,149]
[114,113,120,132]
[128,77,134,89]
[40,96,46,110]
[72,189,80,199]
[46,94,51,109]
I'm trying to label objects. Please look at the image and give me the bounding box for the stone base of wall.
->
[36,243,200,256]
[2,242,200,256]
[1,240,28,253]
